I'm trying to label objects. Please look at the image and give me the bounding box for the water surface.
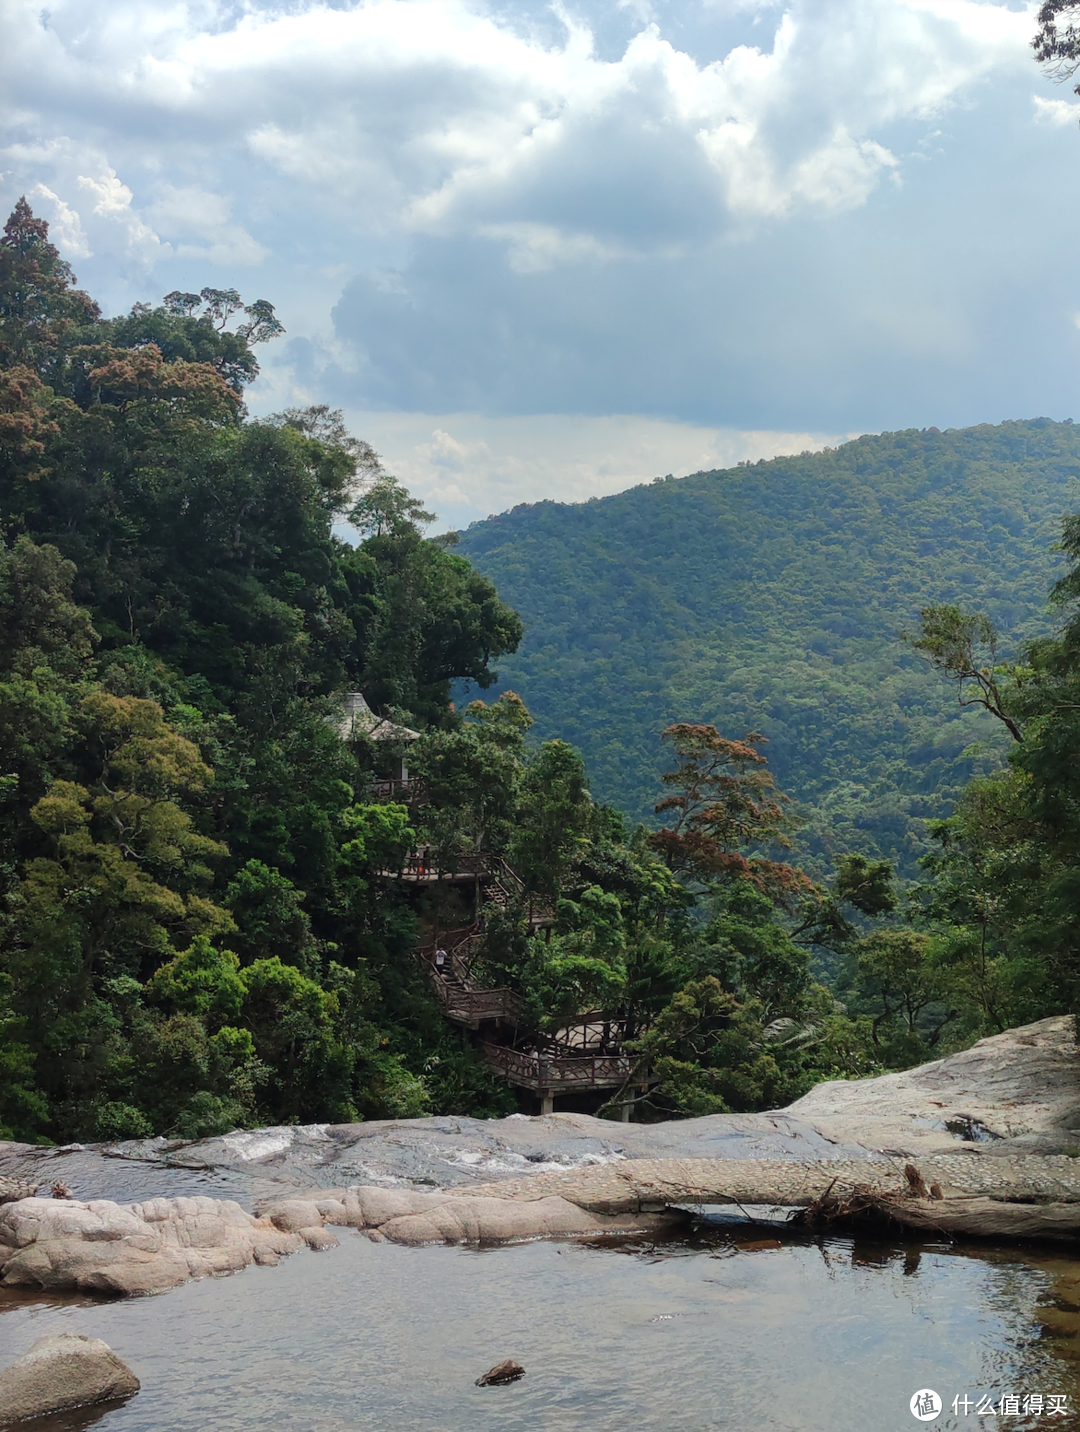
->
[1,1222,1077,1432]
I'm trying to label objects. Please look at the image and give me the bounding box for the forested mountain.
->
[5,196,875,1141]
[456,423,1080,875]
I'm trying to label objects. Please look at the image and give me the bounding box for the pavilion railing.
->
[370,776,427,803]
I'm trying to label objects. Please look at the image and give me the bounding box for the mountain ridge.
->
[456,418,1080,875]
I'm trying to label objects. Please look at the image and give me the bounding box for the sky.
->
[3,0,1079,529]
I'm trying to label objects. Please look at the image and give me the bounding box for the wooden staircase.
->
[385,848,649,1113]
[417,918,647,1114]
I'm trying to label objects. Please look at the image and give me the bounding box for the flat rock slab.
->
[3,1019,1075,1208]
[786,1016,1080,1156]
[0,1334,138,1425]
[0,1015,1077,1270]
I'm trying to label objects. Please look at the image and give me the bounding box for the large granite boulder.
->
[0,1194,307,1295]
[786,1016,1080,1155]
[0,1334,138,1425]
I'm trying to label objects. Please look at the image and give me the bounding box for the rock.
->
[786,1016,1080,1156]
[0,1179,37,1207]
[257,1183,690,1247]
[0,1334,139,1425]
[904,1164,931,1198]
[2,1016,1079,1286]
[735,1238,782,1252]
[476,1359,525,1386]
[250,1150,1080,1247]
[300,1226,340,1251]
[0,1195,303,1295]
[3,1018,1080,1208]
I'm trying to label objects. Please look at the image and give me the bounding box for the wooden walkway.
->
[481,1042,635,1092]
[418,921,648,1111]
[396,853,649,1111]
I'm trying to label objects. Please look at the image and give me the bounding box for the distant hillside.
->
[456,419,1080,877]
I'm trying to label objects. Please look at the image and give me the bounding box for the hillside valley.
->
[457,419,1080,876]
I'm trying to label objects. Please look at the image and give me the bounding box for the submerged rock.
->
[476,1359,525,1386]
[0,1334,139,1425]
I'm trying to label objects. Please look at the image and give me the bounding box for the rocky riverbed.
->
[1,1017,1077,1302]
[0,1017,1078,1426]
[4,1017,1076,1213]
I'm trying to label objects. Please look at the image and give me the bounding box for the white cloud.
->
[1,140,167,267]
[2,0,1077,441]
[75,168,165,261]
[148,184,266,266]
[29,181,90,258]
[333,409,849,530]
[1033,94,1080,126]
[0,0,1041,266]
[78,169,135,218]
[793,131,900,211]
[477,221,631,272]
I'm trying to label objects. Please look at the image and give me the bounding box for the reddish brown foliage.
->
[0,365,60,478]
[0,198,100,373]
[77,343,241,420]
[648,723,810,901]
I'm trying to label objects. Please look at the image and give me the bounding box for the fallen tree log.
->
[257,1153,1080,1246]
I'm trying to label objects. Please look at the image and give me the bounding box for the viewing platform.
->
[480,1042,636,1093]
[369,775,427,803]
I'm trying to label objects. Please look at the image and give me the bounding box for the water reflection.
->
[1,1221,1078,1432]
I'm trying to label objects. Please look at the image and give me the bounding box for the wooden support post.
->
[620,1102,631,1123]
[540,1092,554,1116]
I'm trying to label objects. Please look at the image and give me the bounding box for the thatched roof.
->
[336,692,420,743]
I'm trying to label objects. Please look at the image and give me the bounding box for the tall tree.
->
[648,724,808,899]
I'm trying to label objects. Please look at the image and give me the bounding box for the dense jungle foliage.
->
[1,198,1077,1143]
[456,422,1080,878]
[0,198,533,1141]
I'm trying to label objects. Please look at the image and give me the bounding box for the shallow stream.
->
[3,1216,1079,1432]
